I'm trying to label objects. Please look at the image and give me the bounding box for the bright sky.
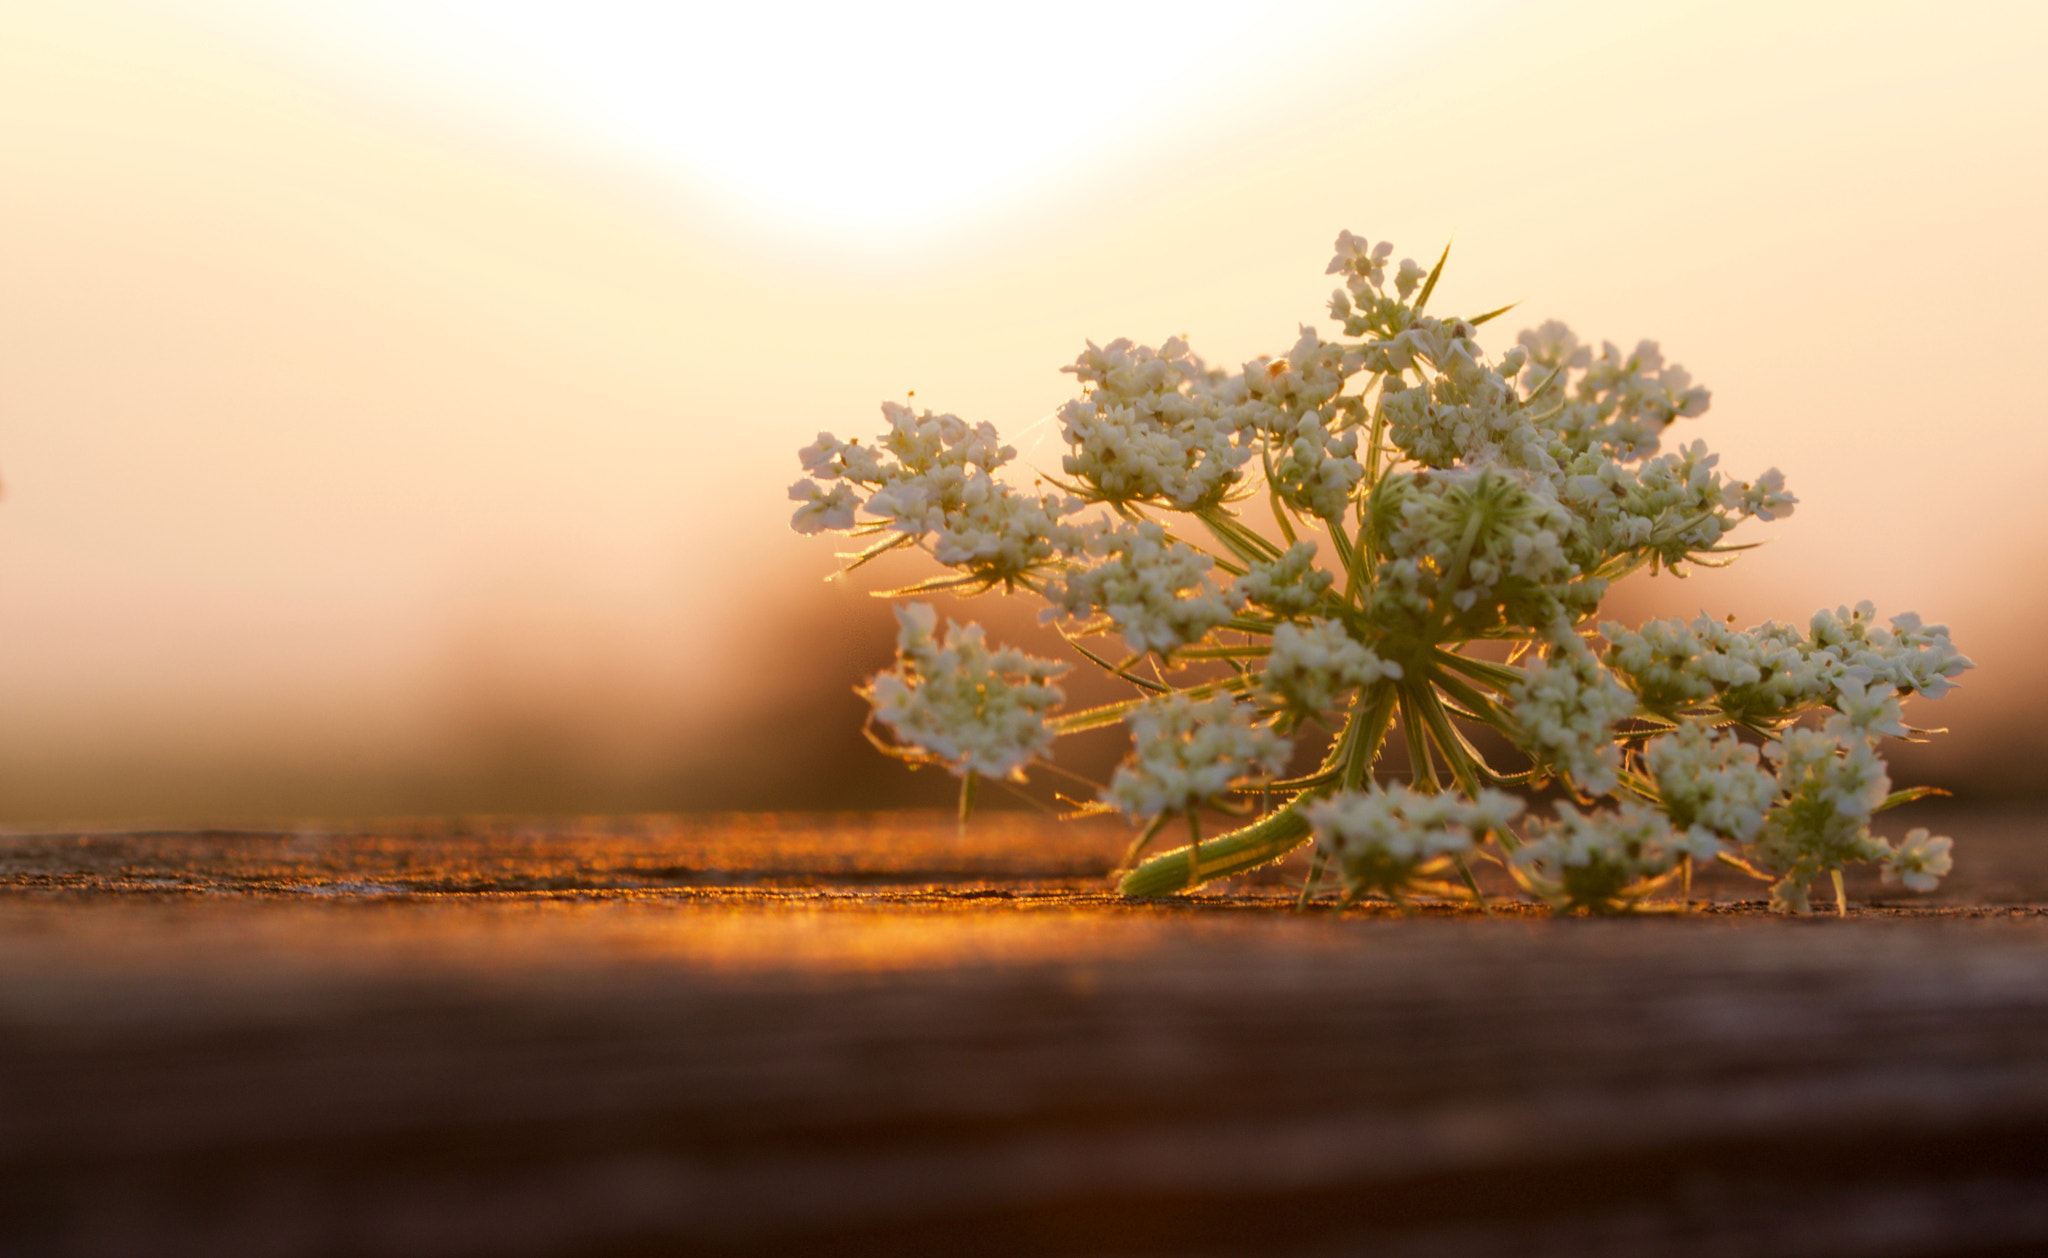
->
[2,0,2044,818]
[197,0,1430,242]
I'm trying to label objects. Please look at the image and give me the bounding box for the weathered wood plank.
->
[1,809,2045,1256]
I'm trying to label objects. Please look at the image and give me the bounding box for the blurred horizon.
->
[2,0,2044,825]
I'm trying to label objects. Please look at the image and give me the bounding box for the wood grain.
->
[3,807,2046,1256]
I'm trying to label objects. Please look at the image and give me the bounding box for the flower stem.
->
[957,774,977,841]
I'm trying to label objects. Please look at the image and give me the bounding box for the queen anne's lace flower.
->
[1645,721,1775,843]
[1057,337,1250,509]
[792,225,1968,913]
[1513,801,1721,913]
[1232,326,1362,436]
[1832,676,1908,739]
[788,480,859,535]
[1881,828,1954,892]
[1304,784,1522,901]
[1268,411,1365,522]
[1750,713,1893,911]
[1507,635,1638,796]
[1232,541,1335,618]
[1811,603,1975,700]
[1107,694,1290,819]
[790,403,1085,584]
[1367,466,1593,635]
[1327,230,1394,293]
[1601,617,1718,714]
[862,604,1066,781]
[1049,520,1243,656]
[1605,605,1975,731]
[1261,619,1402,720]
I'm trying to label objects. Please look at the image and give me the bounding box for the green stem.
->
[1260,444,1300,548]
[1118,805,1314,897]
[1117,812,1172,875]
[1195,506,1285,566]
[1398,688,1442,793]
[1431,646,1526,692]
[1343,682,1401,790]
[1408,681,1484,799]
[1118,681,1398,897]
[1298,845,1328,909]
[1452,855,1491,915]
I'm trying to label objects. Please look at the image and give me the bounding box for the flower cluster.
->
[861,603,1066,781]
[793,230,1971,913]
[1261,619,1403,723]
[1107,694,1290,821]
[1057,337,1250,510]
[1602,602,1972,728]
[791,402,1085,588]
[1512,801,1722,914]
[1303,785,1521,902]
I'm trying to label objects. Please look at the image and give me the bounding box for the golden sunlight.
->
[189,0,1428,242]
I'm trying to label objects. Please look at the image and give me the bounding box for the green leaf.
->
[874,572,988,598]
[1413,239,1453,314]
[835,531,916,573]
[1057,627,1170,694]
[1048,675,1255,735]
[1467,301,1519,327]
[1876,785,1952,813]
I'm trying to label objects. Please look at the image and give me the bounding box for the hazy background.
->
[2,0,2043,823]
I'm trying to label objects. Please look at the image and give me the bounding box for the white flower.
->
[1832,676,1907,739]
[1367,467,1592,635]
[1735,468,1797,521]
[1516,320,1591,378]
[790,225,1970,904]
[1107,694,1291,819]
[787,480,858,534]
[1393,256,1429,302]
[1268,411,1364,522]
[1057,337,1251,509]
[862,604,1066,780]
[1261,618,1402,719]
[1326,230,1393,294]
[1232,541,1335,617]
[789,403,1086,584]
[1748,714,1894,913]
[1507,634,1637,796]
[1602,617,1718,713]
[1049,520,1243,656]
[1644,721,1774,843]
[1820,605,1974,701]
[1881,828,1954,892]
[1303,785,1522,900]
[1513,800,1705,913]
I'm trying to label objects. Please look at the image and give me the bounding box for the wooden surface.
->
[3,807,2047,1256]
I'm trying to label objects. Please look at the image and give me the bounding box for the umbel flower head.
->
[861,603,1066,781]
[794,228,1972,913]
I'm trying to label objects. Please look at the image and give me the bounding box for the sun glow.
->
[185,0,1423,242]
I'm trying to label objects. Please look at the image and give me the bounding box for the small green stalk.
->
[1452,855,1492,915]
[958,774,977,840]
[1118,804,1314,896]
[1297,845,1329,908]
[1121,681,1399,897]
